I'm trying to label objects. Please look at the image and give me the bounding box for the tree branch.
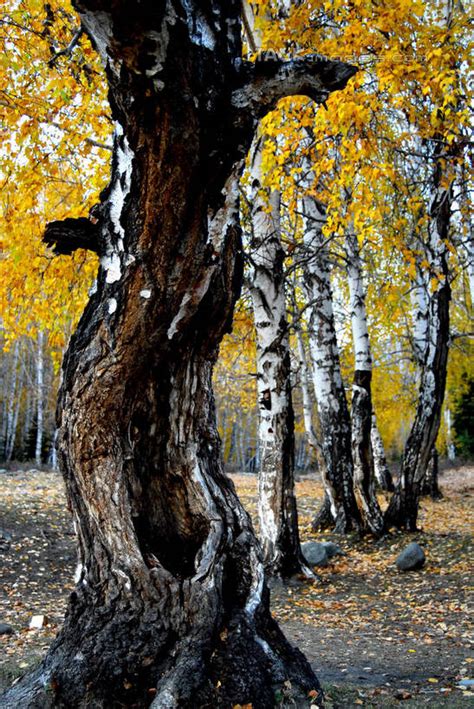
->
[48,26,84,67]
[233,53,357,119]
[43,217,100,255]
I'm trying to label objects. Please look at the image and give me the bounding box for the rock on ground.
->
[302,541,329,567]
[320,541,344,559]
[396,542,426,571]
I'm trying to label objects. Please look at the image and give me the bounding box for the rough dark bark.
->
[248,140,309,578]
[351,370,384,536]
[385,256,450,531]
[2,3,355,707]
[421,446,443,499]
[311,494,335,531]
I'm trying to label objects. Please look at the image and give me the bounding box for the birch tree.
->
[34,330,45,465]
[345,224,385,535]
[248,138,308,576]
[2,2,355,706]
[385,175,452,529]
[2,342,21,462]
[384,0,460,531]
[301,195,362,533]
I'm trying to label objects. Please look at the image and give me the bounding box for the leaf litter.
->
[0,464,472,706]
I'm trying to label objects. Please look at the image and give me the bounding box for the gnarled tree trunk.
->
[2,2,355,707]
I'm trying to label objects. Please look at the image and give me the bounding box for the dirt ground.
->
[0,463,472,707]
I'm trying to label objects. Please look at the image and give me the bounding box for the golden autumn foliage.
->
[1,0,473,456]
[1,0,110,359]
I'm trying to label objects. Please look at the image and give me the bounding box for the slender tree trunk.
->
[421,446,442,499]
[370,413,394,491]
[463,188,474,305]
[346,228,384,536]
[22,377,34,461]
[385,152,452,531]
[8,384,23,462]
[411,263,430,366]
[2,4,355,705]
[49,429,59,471]
[228,420,238,468]
[301,195,362,533]
[294,325,334,529]
[4,341,21,462]
[444,407,456,461]
[295,326,319,452]
[35,330,44,466]
[248,138,308,577]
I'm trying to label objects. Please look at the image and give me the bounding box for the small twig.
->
[48,26,84,67]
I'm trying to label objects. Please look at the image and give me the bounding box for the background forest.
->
[1,0,473,473]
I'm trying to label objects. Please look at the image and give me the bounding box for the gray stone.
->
[0,529,12,543]
[320,541,344,559]
[396,542,426,571]
[0,623,14,635]
[301,541,329,567]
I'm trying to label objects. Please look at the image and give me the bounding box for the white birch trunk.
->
[445,407,455,460]
[35,330,44,466]
[386,181,451,529]
[411,265,430,366]
[465,220,474,306]
[301,195,361,532]
[4,341,21,461]
[295,327,319,452]
[248,137,308,576]
[346,227,384,535]
[370,413,394,491]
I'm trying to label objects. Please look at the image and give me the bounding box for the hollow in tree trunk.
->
[2,2,356,707]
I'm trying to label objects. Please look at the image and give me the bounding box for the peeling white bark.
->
[248,136,306,575]
[411,266,430,366]
[295,327,319,451]
[370,413,392,490]
[301,194,355,527]
[346,227,371,373]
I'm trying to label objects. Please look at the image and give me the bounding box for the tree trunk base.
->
[311,495,334,531]
[384,490,420,532]
[2,574,321,709]
[311,495,357,534]
[375,469,394,492]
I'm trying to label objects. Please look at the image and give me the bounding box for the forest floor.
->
[0,463,472,708]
